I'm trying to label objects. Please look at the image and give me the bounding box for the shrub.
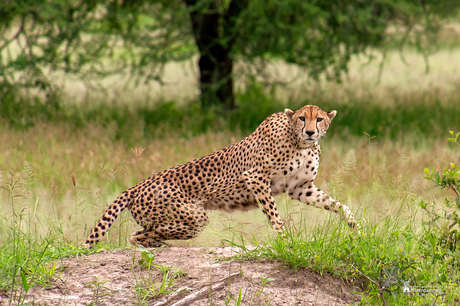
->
[419,131,460,251]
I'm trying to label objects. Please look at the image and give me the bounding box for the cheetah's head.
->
[284,105,336,143]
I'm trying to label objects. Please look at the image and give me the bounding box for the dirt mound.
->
[3,247,360,305]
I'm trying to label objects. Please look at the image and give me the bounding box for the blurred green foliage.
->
[1,0,458,107]
[1,80,459,144]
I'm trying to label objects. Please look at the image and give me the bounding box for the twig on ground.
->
[153,286,193,306]
[168,272,242,306]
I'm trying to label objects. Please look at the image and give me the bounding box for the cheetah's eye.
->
[299,117,305,122]
[317,118,323,122]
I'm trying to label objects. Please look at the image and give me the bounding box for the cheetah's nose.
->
[305,130,315,137]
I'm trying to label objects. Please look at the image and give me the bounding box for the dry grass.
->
[1,121,458,247]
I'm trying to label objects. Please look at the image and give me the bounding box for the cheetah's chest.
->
[270,147,320,195]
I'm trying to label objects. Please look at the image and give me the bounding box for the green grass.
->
[0,212,94,299]
[132,247,187,305]
[228,163,460,305]
[0,166,113,302]
[238,212,460,305]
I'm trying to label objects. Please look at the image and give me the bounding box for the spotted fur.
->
[84,105,359,247]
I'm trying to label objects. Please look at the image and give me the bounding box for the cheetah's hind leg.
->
[130,199,210,248]
[129,216,209,248]
[130,229,169,248]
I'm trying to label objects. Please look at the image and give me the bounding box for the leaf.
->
[237,288,242,303]
[434,171,441,184]
[448,132,460,143]
[419,201,428,211]
[20,269,30,292]
[449,223,459,233]
[439,273,448,283]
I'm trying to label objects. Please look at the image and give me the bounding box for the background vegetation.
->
[1,0,458,108]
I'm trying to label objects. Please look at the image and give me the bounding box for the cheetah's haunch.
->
[84,105,359,247]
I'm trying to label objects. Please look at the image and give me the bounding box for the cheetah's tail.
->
[83,190,132,247]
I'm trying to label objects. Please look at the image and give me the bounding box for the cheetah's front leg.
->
[243,170,284,232]
[289,182,359,230]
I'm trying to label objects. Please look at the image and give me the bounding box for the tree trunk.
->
[184,0,247,110]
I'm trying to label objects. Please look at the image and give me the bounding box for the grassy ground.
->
[1,47,460,305]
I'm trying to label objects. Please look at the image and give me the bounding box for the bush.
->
[419,131,460,252]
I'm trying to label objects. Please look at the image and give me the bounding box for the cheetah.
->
[84,105,359,247]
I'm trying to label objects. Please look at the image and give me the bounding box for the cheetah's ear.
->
[284,108,295,121]
[327,110,337,121]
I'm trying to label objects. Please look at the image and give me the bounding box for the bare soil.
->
[1,247,361,306]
